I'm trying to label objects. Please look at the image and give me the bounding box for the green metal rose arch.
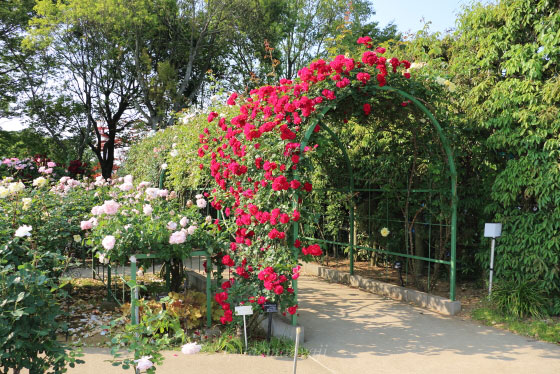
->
[200,41,458,329]
[292,85,458,319]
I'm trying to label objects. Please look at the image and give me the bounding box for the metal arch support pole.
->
[159,168,166,189]
[206,253,212,328]
[106,264,112,302]
[130,255,138,325]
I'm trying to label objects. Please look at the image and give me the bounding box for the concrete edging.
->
[301,262,461,316]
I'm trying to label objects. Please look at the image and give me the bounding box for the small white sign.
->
[484,223,502,238]
[235,305,253,316]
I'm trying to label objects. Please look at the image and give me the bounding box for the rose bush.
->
[81,174,224,290]
[199,37,413,320]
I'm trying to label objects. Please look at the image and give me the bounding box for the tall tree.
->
[277,0,382,79]
[27,0,140,178]
[449,0,560,302]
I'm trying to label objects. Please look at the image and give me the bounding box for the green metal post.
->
[450,176,458,301]
[159,168,166,189]
[292,216,299,327]
[206,254,212,328]
[106,264,112,302]
[130,257,137,325]
[349,202,355,276]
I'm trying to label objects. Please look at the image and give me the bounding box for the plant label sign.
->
[263,303,278,313]
[235,305,253,316]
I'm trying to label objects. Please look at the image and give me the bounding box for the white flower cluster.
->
[0,179,25,198]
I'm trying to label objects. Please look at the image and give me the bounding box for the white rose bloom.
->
[181,342,202,355]
[15,225,32,237]
[0,187,9,199]
[8,182,25,194]
[33,177,47,188]
[21,198,32,210]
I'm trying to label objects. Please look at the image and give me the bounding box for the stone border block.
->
[259,314,305,342]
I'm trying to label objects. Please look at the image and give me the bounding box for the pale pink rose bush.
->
[81,173,218,265]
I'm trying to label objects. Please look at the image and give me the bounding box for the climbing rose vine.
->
[199,37,412,321]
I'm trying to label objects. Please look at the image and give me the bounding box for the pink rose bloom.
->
[143,204,153,215]
[292,265,301,280]
[80,220,93,230]
[98,253,109,264]
[167,221,178,230]
[91,206,103,215]
[157,189,169,198]
[134,356,153,371]
[138,181,151,189]
[89,217,98,227]
[187,225,197,235]
[47,161,56,167]
[196,198,207,209]
[44,168,53,174]
[102,235,116,250]
[60,176,70,184]
[180,217,188,227]
[124,174,133,184]
[119,182,133,191]
[169,230,186,244]
[102,200,120,215]
[145,188,158,200]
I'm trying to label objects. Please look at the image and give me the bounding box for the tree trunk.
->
[170,258,184,292]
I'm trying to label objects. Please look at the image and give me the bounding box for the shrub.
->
[491,279,548,319]
[0,262,83,373]
[121,105,238,196]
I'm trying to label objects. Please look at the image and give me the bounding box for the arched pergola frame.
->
[290,85,458,324]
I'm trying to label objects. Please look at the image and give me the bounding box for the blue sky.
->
[372,0,471,35]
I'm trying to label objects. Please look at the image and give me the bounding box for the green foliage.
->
[201,330,244,354]
[246,336,309,357]
[0,263,84,373]
[122,105,237,195]
[490,279,548,319]
[449,0,560,300]
[201,331,309,357]
[0,130,70,164]
[472,306,560,344]
[105,300,176,373]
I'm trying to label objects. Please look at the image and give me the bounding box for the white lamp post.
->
[484,223,502,295]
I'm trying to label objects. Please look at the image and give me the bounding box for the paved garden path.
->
[66,273,560,374]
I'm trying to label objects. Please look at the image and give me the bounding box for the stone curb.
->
[301,262,461,316]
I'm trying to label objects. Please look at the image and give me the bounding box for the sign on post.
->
[235,305,253,349]
[263,303,278,342]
